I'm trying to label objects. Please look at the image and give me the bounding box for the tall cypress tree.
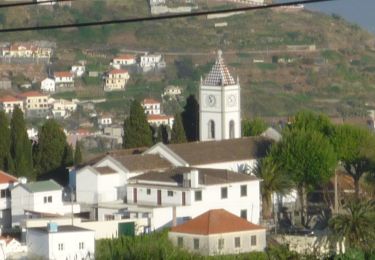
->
[36,119,68,176]
[74,141,83,166]
[10,107,33,178]
[0,111,12,171]
[181,95,199,142]
[171,113,187,144]
[123,100,152,149]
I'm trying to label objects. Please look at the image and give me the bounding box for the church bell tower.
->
[199,50,241,141]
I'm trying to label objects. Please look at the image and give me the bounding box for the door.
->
[133,188,137,203]
[157,190,162,206]
[182,192,186,206]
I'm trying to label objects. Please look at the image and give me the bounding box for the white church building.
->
[199,50,241,141]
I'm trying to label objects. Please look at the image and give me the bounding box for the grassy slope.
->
[1,1,375,117]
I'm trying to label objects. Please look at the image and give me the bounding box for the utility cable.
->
[0,0,336,33]
[0,0,73,9]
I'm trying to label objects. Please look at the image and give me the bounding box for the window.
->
[193,238,199,250]
[0,189,9,198]
[240,185,247,197]
[221,187,228,199]
[48,196,52,203]
[79,242,84,249]
[194,191,202,201]
[251,235,257,246]
[208,120,215,139]
[240,209,247,220]
[43,196,52,203]
[177,237,183,247]
[147,189,151,195]
[58,243,64,251]
[167,191,173,197]
[218,238,224,250]
[229,120,235,138]
[234,237,241,248]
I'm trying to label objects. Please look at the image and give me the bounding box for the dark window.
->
[194,238,199,250]
[229,120,235,138]
[177,237,183,247]
[208,120,215,139]
[195,191,202,201]
[0,189,7,198]
[251,235,257,246]
[240,209,247,220]
[240,185,247,197]
[235,237,241,248]
[221,187,228,199]
[218,238,224,250]
[43,196,47,203]
[48,196,52,203]
[147,189,151,195]
[167,191,173,197]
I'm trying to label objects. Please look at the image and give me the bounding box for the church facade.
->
[199,50,241,141]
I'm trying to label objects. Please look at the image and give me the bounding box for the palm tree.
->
[329,199,375,252]
[254,156,293,220]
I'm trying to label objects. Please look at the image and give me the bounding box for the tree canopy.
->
[123,100,153,149]
[242,118,268,137]
[181,95,199,142]
[289,110,334,138]
[74,141,83,166]
[171,113,186,144]
[0,111,12,172]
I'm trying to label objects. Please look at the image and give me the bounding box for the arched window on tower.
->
[208,120,215,139]
[229,120,235,138]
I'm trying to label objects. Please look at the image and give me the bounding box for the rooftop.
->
[164,136,272,165]
[109,69,128,74]
[54,71,73,77]
[17,91,47,98]
[203,50,236,87]
[0,170,17,184]
[0,96,22,103]
[129,167,258,186]
[20,179,61,193]
[29,225,93,234]
[170,209,265,235]
[142,98,160,104]
[114,54,135,60]
[94,166,117,175]
[147,114,173,121]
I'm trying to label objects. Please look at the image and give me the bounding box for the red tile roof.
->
[54,71,73,78]
[0,96,22,102]
[114,54,135,60]
[170,209,265,235]
[17,91,47,98]
[143,98,160,105]
[147,114,173,121]
[0,170,17,184]
[109,69,128,74]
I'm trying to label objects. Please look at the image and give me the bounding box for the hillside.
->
[1,1,375,118]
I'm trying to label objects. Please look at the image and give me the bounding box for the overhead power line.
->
[0,0,336,33]
[0,0,73,9]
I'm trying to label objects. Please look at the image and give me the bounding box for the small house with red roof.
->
[0,171,18,230]
[54,71,74,88]
[112,54,137,69]
[142,98,161,115]
[147,114,174,128]
[104,69,130,92]
[169,209,266,255]
[0,96,24,114]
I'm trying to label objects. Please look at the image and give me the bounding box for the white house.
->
[98,114,113,128]
[169,209,266,256]
[0,236,26,260]
[75,153,171,206]
[112,54,136,69]
[17,91,49,118]
[0,96,24,114]
[71,65,86,77]
[50,98,77,118]
[41,78,56,93]
[0,171,18,232]
[11,180,80,226]
[54,71,74,88]
[27,224,95,260]
[163,85,182,99]
[142,98,161,115]
[140,53,165,72]
[147,114,174,128]
[149,0,166,6]
[144,136,272,173]
[104,69,130,92]
[125,167,261,230]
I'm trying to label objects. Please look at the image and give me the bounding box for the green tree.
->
[10,107,33,179]
[171,113,187,144]
[332,124,375,198]
[181,95,199,142]
[63,144,74,167]
[329,199,375,252]
[0,111,12,171]
[35,119,69,176]
[271,129,337,226]
[123,100,152,149]
[242,118,267,136]
[254,156,293,220]
[290,110,334,138]
[74,141,83,166]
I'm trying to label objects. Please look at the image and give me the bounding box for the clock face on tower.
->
[227,94,237,107]
[206,95,216,107]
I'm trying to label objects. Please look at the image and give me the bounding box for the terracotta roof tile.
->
[0,96,22,102]
[114,54,135,60]
[54,71,73,78]
[170,209,265,235]
[165,137,273,165]
[147,114,173,121]
[203,50,236,86]
[17,91,47,98]
[142,98,160,104]
[0,170,17,184]
[109,69,128,74]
